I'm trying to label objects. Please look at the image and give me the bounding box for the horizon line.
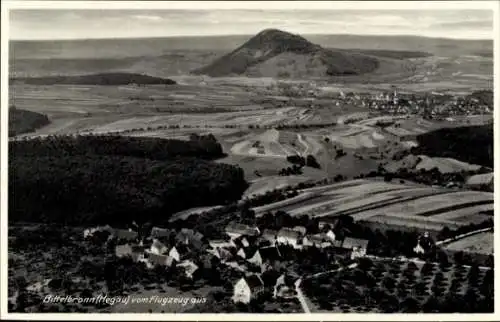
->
[9,32,494,42]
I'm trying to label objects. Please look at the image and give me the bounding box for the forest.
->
[9,135,247,226]
[411,124,493,168]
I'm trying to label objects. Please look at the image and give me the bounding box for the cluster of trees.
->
[383,166,490,187]
[286,154,321,169]
[10,135,247,226]
[412,124,493,168]
[279,164,303,176]
[303,258,493,313]
[9,106,50,137]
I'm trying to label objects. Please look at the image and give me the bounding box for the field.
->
[302,258,493,313]
[445,232,494,255]
[252,178,493,237]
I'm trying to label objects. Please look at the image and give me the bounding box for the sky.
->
[9,8,494,40]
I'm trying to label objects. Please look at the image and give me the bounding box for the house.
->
[292,226,307,236]
[208,247,233,262]
[465,172,494,192]
[247,249,263,267]
[303,234,332,248]
[413,242,425,254]
[150,227,171,238]
[233,235,257,249]
[276,228,301,247]
[259,246,282,271]
[273,274,297,299]
[209,239,236,250]
[177,260,199,279]
[325,230,336,241]
[342,237,369,259]
[176,229,205,249]
[83,225,113,238]
[112,228,138,242]
[236,248,247,259]
[150,239,168,255]
[147,253,176,268]
[115,244,144,262]
[232,275,265,303]
[261,229,278,244]
[225,222,260,239]
[168,246,182,262]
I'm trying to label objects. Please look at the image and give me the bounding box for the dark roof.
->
[259,246,282,261]
[113,229,138,240]
[246,274,264,289]
[342,237,369,250]
[151,227,171,238]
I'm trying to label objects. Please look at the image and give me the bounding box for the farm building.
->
[342,237,369,259]
[232,275,265,304]
[465,173,494,192]
[261,229,278,244]
[150,227,171,238]
[111,228,138,242]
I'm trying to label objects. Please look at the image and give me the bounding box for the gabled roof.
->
[151,239,168,252]
[277,228,300,240]
[245,274,264,290]
[226,222,260,236]
[342,237,369,250]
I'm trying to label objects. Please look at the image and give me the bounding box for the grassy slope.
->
[9,108,51,136]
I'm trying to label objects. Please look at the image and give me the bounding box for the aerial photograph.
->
[4,1,495,315]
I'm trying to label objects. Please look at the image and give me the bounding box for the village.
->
[84,218,375,306]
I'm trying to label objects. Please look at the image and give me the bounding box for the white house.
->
[150,239,168,255]
[232,275,265,304]
[169,246,181,262]
[413,242,425,254]
[326,230,336,241]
